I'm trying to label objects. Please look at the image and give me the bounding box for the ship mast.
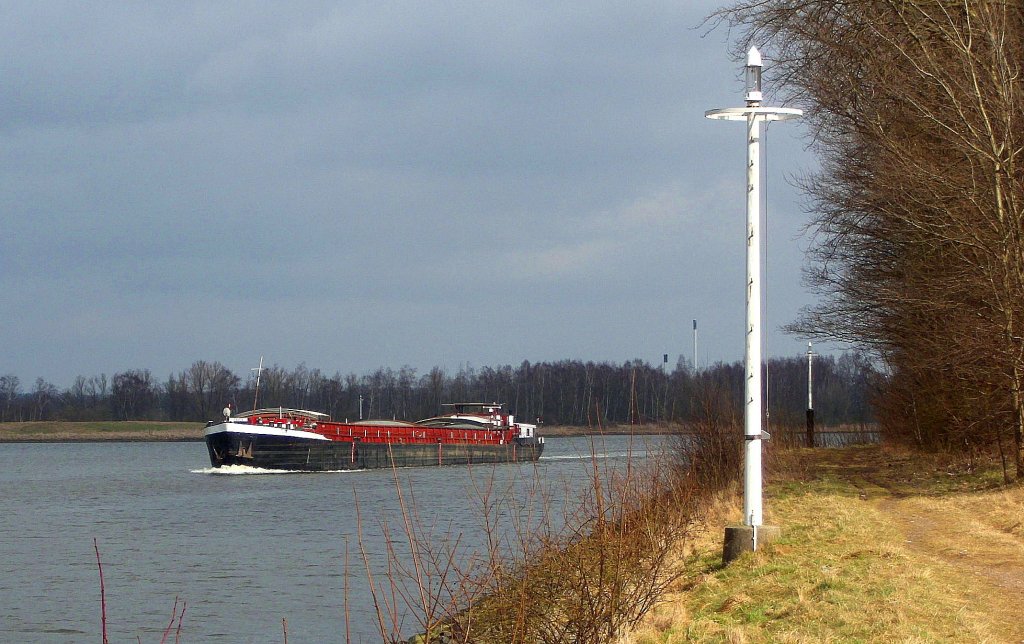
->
[251,356,265,410]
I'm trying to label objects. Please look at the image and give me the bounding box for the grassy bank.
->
[624,445,1024,642]
[0,420,203,442]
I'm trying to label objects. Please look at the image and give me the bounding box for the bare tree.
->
[0,374,21,422]
[111,369,155,420]
[182,360,240,421]
[31,377,59,421]
[714,0,1024,473]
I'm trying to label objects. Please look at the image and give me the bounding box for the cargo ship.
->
[204,403,544,471]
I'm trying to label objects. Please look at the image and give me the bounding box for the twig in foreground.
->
[94,538,109,644]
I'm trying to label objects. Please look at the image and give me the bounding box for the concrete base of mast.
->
[723,524,782,564]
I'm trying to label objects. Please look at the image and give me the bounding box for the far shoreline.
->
[0,420,684,443]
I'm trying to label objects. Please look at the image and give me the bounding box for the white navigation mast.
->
[706,47,801,532]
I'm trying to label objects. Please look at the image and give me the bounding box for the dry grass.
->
[389,420,745,643]
[620,444,1024,643]
[0,421,201,442]
[881,487,1024,642]
[393,448,711,643]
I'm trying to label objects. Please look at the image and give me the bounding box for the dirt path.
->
[882,495,1024,587]
[841,458,1024,642]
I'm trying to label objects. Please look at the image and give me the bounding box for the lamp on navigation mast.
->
[744,46,762,104]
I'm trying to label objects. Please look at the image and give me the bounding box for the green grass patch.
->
[660,473,992,642]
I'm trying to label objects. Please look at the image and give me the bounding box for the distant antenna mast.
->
[251,356,265,410]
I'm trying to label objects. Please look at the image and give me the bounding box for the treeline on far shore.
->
[0,353,875,427]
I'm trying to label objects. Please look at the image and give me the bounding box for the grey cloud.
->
[1,1,825,385]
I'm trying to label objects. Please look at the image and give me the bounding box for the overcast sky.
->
[1,1,829,387]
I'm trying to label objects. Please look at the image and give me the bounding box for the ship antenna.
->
[251,356,265,410]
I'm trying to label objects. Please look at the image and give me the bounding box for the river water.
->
[0,435,666,643]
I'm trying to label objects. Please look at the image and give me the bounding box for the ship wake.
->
[191,465,365,475]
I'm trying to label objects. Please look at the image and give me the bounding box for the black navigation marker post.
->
[806,342,815,448]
